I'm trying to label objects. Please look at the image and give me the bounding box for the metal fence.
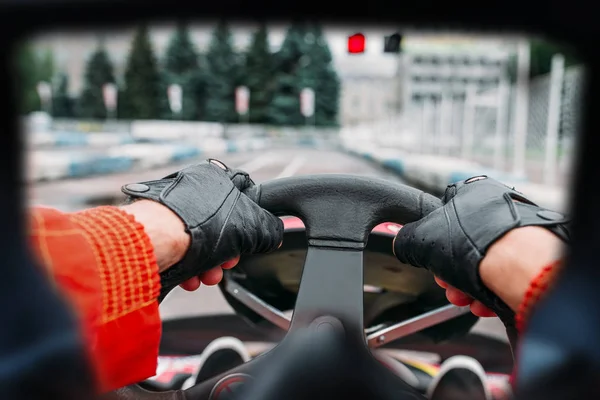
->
[471,63,584,186]
[361,58,585,187]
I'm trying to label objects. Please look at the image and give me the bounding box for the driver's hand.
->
[179,256,241,291]
[122,159,284,299]
[392,175,569,326]
[434,277,497,318]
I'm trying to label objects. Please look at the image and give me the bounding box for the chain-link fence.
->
[361,61,585,187]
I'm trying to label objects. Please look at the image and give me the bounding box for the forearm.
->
[119,200,190,272]
[479,226,565,327]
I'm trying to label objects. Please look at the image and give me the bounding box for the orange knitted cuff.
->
[68,206,161,324]
[515,259,562,332]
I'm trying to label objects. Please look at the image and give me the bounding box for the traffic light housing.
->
[348,33,366,54]
[384,33,402,53]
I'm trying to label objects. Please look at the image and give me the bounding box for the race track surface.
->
[28,147,507,342]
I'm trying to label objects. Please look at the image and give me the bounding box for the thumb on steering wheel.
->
[393,213,434,270]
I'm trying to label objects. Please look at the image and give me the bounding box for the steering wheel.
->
[106,174,445,400]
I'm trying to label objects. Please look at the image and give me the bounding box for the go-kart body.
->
[144,341,512,397]
[142,216,513,398]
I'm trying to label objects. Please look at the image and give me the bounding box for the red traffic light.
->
[348,33,365,54]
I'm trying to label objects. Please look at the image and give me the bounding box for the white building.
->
[399,35,513,106]
[336,57,401,126]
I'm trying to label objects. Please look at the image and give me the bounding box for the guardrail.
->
[27,133,341,183]
[27,116,342,149]
[27,137,263,182]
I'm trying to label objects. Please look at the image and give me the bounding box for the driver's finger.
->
[180,276,201,291]
[445,286,473,307]
[470,301,497,318]
[200,266,223,286]
[180,258,240,291]
[434,276,449,289]
[221,256,241,270]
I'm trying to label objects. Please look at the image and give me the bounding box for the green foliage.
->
[162,23,207,120]
[302,24,340,126]
[15,45,55,115]
[38,49,55,82]
[77,44,115,119]
[17,22,343,125]
[268,22,340,126]
[164,23,200,75]
[15,45,41,114]
[159,69,207,120]
[242,23,275,123]
[121,25,164,119]
[529,39,580,77]
[116,86,130,121]
[204,21,240,123]
[267,22,309,126]
[52,73,74,118]
[506,39,583,83]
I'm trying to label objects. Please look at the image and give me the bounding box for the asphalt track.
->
[28,147,507,342]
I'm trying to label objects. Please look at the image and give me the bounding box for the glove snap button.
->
[537,210,565,221]
[125,183,150,193]
[465,175,488,183]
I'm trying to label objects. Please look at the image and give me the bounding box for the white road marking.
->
[275,155,307,179]
[237,152,281,173]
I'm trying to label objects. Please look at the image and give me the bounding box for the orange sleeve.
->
[28,206,162,393]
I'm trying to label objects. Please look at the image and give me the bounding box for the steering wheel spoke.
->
[288,247,366,343]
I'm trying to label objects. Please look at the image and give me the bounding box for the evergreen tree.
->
[242,23,275,123]
[204,21,240,123]
[77,44,115,119]
[530,39,580,78]
[52,73,74,118]
[116,86,130,121]
[14,46,55,115]
[38,49,55,82]
[267,22,310,126]
[302,24,340,126]
[15,45,42,114]
[506,39,582,83]
[164,23,200,74]
[162,23,206,120]
[121,25,163,119]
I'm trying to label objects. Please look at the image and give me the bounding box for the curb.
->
[29,131,138,147]
[29,135,339,183]
[29,138,278,182]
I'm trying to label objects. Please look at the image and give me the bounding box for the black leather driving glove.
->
[393,175,569,326]
[121,159,284,300]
